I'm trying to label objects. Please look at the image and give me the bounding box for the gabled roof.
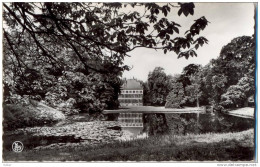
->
[122,79,143,90]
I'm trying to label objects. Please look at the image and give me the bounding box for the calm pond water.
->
[3,112,254,151]
[116,112,254,137]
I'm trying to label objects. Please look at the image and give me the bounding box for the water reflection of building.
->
[118,113,143,127]
[119,78,143,106]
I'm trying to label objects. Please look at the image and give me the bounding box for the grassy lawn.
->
[228,107,254,118]
[3,128,255,162]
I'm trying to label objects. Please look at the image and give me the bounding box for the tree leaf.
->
[173,26,179,34]
[195,44,199,50]
[178,9,182,16]
[133,39,137,45]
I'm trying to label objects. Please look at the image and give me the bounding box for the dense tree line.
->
[3,2,209,115]
[144,36,255,110]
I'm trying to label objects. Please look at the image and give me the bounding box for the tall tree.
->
[147,67,172,106]
[165,81,185,108]
[201,36,255,108]
[220,76,254,108]
[184,73,202,107]
[212,36,255,87]
[3,2,209,112]
[182,64,202,76]
[173,64,203,107]
[175,64,201,92]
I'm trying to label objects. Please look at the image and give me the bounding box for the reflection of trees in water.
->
[165,113,202,135]
[165,113,235,135]
[143,114,168,136]
[143,112,252,136]
[208,112,233,132]
[144,113,202,135]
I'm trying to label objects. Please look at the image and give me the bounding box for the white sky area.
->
[122,3,255,81]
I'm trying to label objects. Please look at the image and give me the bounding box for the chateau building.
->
[118,78,143,106]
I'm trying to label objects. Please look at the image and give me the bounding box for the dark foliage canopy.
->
[3,2,209,112]
[3,2,209,75]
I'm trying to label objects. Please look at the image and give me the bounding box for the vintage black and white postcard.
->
[2,1,257,164]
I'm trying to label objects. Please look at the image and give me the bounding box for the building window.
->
[126,91,128,93]
[133,91,135,93]
[129,90,132,93]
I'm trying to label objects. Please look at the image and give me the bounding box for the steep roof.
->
[122,79,143,90]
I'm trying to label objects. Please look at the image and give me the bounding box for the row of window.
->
[119,99,142,103]
[121,123,143,127]
[121,90,143,94]
[119,113,142,118]
[119,94,143,98]
[118,119,143,123]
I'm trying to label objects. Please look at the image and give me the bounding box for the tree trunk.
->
[196,95,200,134]
[196,96,200,108]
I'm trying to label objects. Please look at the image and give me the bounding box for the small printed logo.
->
[12,141,24,152]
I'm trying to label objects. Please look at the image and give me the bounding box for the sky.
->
[122,3,255,81]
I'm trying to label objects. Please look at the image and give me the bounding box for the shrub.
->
[3,100,65,130]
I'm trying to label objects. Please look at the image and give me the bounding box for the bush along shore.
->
[3,101,66,130]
